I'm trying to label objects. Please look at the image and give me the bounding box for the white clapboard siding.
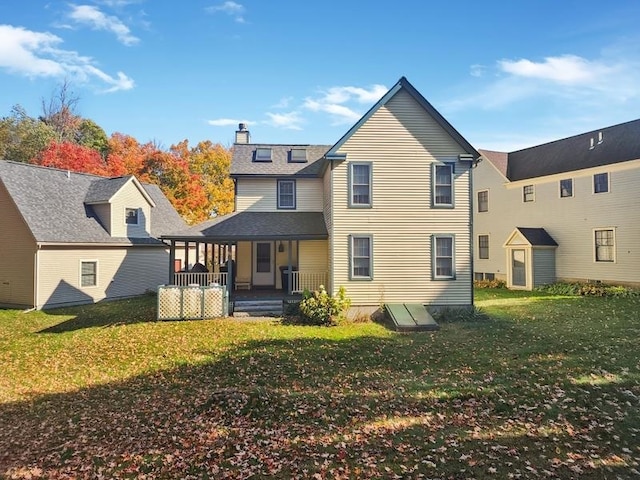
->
[0,183,36,307]
[329,89,473,307]
[236,178,324,212]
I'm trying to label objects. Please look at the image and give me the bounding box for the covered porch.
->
[161,211,329,298]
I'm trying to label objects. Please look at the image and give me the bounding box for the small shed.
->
[503,227,558,290]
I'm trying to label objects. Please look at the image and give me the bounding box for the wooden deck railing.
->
[290,271,327,294]
[173,272,228,287]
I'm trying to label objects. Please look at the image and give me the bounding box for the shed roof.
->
[231,144,331,177]
[515,227,558,247]
[162,211,328,242]
[0,160,186,245]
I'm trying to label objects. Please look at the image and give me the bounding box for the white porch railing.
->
[290,271,327,294]
[173,272,228,287]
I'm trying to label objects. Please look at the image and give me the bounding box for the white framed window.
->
[477,190,488,212]
[433,234,455,279]
[277,179,296,209]
[594,228,615,262]
[478,235,489,259]
[433,163,454,207]
[289,148,307,163]
[125,207,139,225]
[523,185,534,202]
[80,261,98,287]
[349,235,373,280]
[254,148,272,162]
[594,173,609,193]
[349,162,372,207]
[560,179,573,198]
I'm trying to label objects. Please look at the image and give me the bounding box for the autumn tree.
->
[0,105,56,163]
[35,141,110,176]
[40,80,82,143]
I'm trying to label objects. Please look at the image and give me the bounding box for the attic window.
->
[254,148,272,162]
[125,208,139,225]
[289,148,307,163]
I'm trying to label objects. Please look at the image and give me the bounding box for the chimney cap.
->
[238,123,247,131]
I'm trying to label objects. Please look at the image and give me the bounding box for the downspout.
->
[34,244,41,309]
[469,156,482,308]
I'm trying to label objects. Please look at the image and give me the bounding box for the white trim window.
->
[125,207,139,225]
[594,229,615,262]
[560,179,573,198]
[433,235,455,279]
[478,234,489,259]
[349,235,373,280]
[80,261,98,287]
[433,164,454,207]
[277,179,296,209]
[349,163,372,207]
[594,173,609,194]
[477,190,488,212]
[523,185,534,202]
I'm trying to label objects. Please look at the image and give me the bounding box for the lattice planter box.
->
[157,285,228,320]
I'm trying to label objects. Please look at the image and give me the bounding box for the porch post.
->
[184,241,190,271]
[287,239,293,295]
[195,242,200,264]
[169,240,176,285]
[227,242,234,294]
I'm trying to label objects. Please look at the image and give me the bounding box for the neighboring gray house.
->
[0,160,186,309]
[474,119,640,289]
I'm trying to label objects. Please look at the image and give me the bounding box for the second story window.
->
[477,190,488,212]
[125,208,139,225]
[523,185,534,202]
[254,148,272,162]
[289,148,307,162]
[560,179,573,198]
[594,173,609,193]
[433,164,454,207]
[277,179,296,209]
[349,162,372,207]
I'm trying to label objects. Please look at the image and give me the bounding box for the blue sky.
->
[2,1,640,152]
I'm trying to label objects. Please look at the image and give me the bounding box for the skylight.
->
[289,148,307,163]
[254,148,272,162]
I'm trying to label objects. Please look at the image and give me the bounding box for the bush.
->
[433,306,489,323]
[474,279,506,289]
[536,282,640,298]
[298,285,351,326]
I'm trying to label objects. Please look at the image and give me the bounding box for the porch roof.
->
[161,211,328,242]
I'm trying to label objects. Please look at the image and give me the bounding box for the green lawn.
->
[1,290,639,478]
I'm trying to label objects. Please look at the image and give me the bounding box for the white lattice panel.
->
[158,287,182,320]
[203,288,224,318]
[157,285,228,320]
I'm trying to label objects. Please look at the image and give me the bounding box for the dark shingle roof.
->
[516,227,558,246]
[478,149,508,177]
[0,160,186,244]
[85,176,132,203]
[231,144,331,177]
[506,118,640,181]
[163,211,328,241]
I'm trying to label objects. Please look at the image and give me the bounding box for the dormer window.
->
[289,148,307,163]
[254,148,272,162]
[125,208,139,225]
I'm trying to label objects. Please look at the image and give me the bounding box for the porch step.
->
[232,299,283,317]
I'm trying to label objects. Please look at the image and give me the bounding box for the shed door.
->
[512,249,526,287]
[252,242,274,286]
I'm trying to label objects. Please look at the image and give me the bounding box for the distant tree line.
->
[0,81,234,224]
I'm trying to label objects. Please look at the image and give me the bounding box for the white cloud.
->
[206,1,246,23]
[208,118,254,127]
[470,64,486,77]
[68,4,139,45]
[303,83,387,125]
[0,24,134,92]
[265,111,303,130]
[498,54,614,85]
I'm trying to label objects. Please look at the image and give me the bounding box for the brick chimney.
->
[235,123,250,144]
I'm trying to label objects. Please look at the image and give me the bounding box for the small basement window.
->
[289,148,307,162]
[254,148,272,162]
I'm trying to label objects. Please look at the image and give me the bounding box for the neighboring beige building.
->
[0,161,186,309]
[474,119,640,289]
[164,77,480,314]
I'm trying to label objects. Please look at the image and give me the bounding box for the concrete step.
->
[232,299,283,317]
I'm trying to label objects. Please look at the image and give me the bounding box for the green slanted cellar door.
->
[386,304,439,332]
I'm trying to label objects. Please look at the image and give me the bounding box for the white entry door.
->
[511,249,527,287]
[252,242,274,286]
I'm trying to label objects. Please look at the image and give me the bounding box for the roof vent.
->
[597,131,603,144]
[589,137,595,150]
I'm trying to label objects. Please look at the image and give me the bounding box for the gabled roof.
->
[231,144,331,177]
[326,76,480,159]
[506,227,558,247]
[0,160,186,245]
[85,176,155,207]
[478,149,508,178]
[162,211,328,242]
[506,118,640,181]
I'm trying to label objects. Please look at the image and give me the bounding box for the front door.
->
[511,249,526,287]
[252,242,274,286]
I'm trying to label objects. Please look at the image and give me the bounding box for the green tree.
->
[0,105,56,163]
[76,119,109,158]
